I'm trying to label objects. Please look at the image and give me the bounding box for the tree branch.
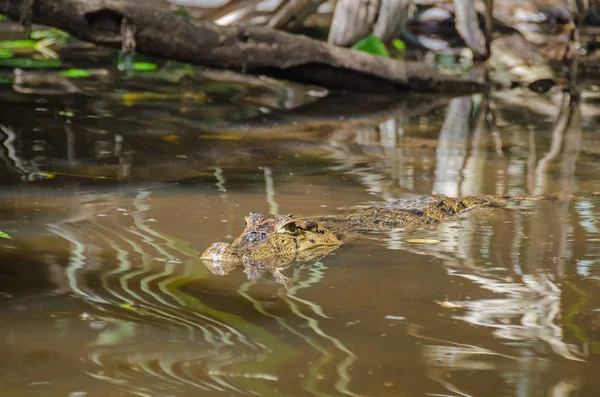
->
[0,0,482,93]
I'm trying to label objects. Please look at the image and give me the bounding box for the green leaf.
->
[133,62,158,71]
[0,58,62,68]
[59,68,91,78]
[0,49,13,59]
[0,39,37,49]
[0,14,7,21]
[351,35,389,57]
[30,29,69,40]
[59,111,74,117]
[173,9,191,18]
[392,39,406,51]
[30,30,51,39]
[0,231,12,239]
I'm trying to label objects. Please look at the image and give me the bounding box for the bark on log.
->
[0,0,482,93]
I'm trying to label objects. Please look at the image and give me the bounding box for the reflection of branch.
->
[322,97,449,199]
[427,367,474,397]
[239,261,362,397]
[526,129,537,193]
[0,124,41,179]
[409,322,517,397]
[534,93,571,195]
[13,68,80,95]
[214,94,450,136]
[454,271,585,362]
[326,139,396,201]
[395,198,588,363]
[278,270,361,397]
[560,97,582,194]
[434,96,472,196]
[462,94,488,196]
[214,167,227,195]
[533,91,582,196]
[550,378,582,397]
[46,192,274,394]
[263,167,280,217]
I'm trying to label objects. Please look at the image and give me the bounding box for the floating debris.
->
[79,312,91,320]
[406,238,440,244]
[385,315,406,321]
[208,370,278,381]
[435,300,463,309]
[119,303,135,310]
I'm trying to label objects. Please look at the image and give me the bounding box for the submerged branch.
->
[0,0,481,93]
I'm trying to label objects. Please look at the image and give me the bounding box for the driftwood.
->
[328,0,412,46]
[268,0,327,30]
[0,0,481,93]
[453,0,488,60]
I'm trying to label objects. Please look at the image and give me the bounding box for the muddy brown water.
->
[2,46,600,396]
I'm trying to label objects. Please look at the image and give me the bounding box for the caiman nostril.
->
[200,242,236,261]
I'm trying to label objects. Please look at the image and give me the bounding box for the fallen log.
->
[0,0,482,93]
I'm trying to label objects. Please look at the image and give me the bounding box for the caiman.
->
[200,193,598,282]
[200,195,512,280]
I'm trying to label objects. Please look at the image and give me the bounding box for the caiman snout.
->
[201,242,240,262]
[200,212,342,279]
[200,242,243,275]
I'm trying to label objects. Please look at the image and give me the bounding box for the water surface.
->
[2,34,600,397]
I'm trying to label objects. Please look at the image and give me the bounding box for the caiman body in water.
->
[200,195,507,276]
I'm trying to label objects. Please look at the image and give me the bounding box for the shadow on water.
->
[2,35,600,397]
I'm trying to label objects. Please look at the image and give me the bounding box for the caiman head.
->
[200,213,341,276]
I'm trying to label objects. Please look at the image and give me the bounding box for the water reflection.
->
[2,65,600,396]
[323,89,599,199]
[309,87,599,396]
[1,187,374,396]
[43,193,270,395]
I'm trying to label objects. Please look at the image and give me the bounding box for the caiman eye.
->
[278,221,298,234]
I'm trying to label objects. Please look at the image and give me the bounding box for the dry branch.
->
[0,0,482,93]
[268,0,327,30]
